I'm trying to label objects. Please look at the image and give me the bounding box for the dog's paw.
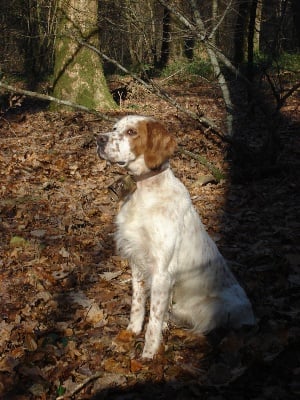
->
[127,322,142,335]
[141,342,165,360]
[141,348,155,360]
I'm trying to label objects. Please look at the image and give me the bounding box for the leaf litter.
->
[0,79,299,399]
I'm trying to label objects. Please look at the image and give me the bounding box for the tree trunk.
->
[233,0,250,65]
[51,0,115,110]
[254,0,262,53]
[189,0,234,136]
[211,0,218,45]
[247,0,258,83]
[157,6,171,69]
[291,0,300,49]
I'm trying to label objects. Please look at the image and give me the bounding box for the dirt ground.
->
[0,78,299,399]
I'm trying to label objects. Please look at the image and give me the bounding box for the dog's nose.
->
[97,134,108,148]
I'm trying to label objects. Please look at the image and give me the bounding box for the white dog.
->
[97,115,255,359]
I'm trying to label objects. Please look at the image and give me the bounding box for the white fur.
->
[97,115,255,359]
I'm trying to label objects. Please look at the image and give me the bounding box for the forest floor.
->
[0,76,299,400]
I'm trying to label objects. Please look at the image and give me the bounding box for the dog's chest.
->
[115,193,153,260]
[114,172,189,263]
[117,190,157,234]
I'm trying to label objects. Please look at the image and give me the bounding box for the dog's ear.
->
[144,120,177,169]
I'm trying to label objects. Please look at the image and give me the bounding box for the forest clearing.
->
[0,76,299,399]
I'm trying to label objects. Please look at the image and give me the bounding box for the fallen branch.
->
[56,371,103,400]
[178,147,226,182]
[276,81,300,111]
[0,82,116,122]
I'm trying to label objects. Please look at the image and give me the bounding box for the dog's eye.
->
[126,129,137,137]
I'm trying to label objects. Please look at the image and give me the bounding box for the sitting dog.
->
[97,115,255,359]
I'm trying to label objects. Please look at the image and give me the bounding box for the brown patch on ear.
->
[128,121,149,156]
[144,120,177,169]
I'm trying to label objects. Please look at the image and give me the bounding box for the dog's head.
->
[97,115,177,175]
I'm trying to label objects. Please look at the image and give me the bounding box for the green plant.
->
[57,385,66,396]
[277,52,300,72]
[160,58,213,80]
[253,51,300,72]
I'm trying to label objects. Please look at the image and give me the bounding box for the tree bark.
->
[157,6,171,69]
[291,0,300,49]
[254,0,262,53]
[51,0,115,110]
[233,0,250,65]
[247,0,258,83]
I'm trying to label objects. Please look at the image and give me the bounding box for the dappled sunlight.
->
[1,74,299,398]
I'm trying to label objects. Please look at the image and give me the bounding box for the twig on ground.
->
[56,371,104,400]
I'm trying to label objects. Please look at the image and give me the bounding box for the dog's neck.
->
[125,155,168,177]
[108,162,169,201]
[133,162,169,182]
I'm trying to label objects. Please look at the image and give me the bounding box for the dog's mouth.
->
[103,159,128,168]
[97,149,127,167]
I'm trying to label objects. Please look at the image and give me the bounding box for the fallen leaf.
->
[93,372,127,392]
[24,333,38,351]
[28,383,48,397]
[104,357,129,374]
[30,229,46,238]
[130,358,143,373]
[9,236,28,247]
[99,270,123,281]
[115,330,135,343]
[59,247,70,258]
[0,356,20,373]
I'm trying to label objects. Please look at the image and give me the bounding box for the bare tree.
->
[291,0,300,49]
[23,0,58,79]
[233,0,250,65]
[159,0,236,137]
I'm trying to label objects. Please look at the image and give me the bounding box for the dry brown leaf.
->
[130,358,144,373]
[115,329,135,343]
[0,77,299,399]
[103,357,129,374]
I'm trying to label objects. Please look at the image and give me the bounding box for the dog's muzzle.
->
[96,134,109,159]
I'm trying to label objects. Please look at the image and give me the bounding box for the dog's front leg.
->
[127,265,146,335]
[142,273,171,359]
